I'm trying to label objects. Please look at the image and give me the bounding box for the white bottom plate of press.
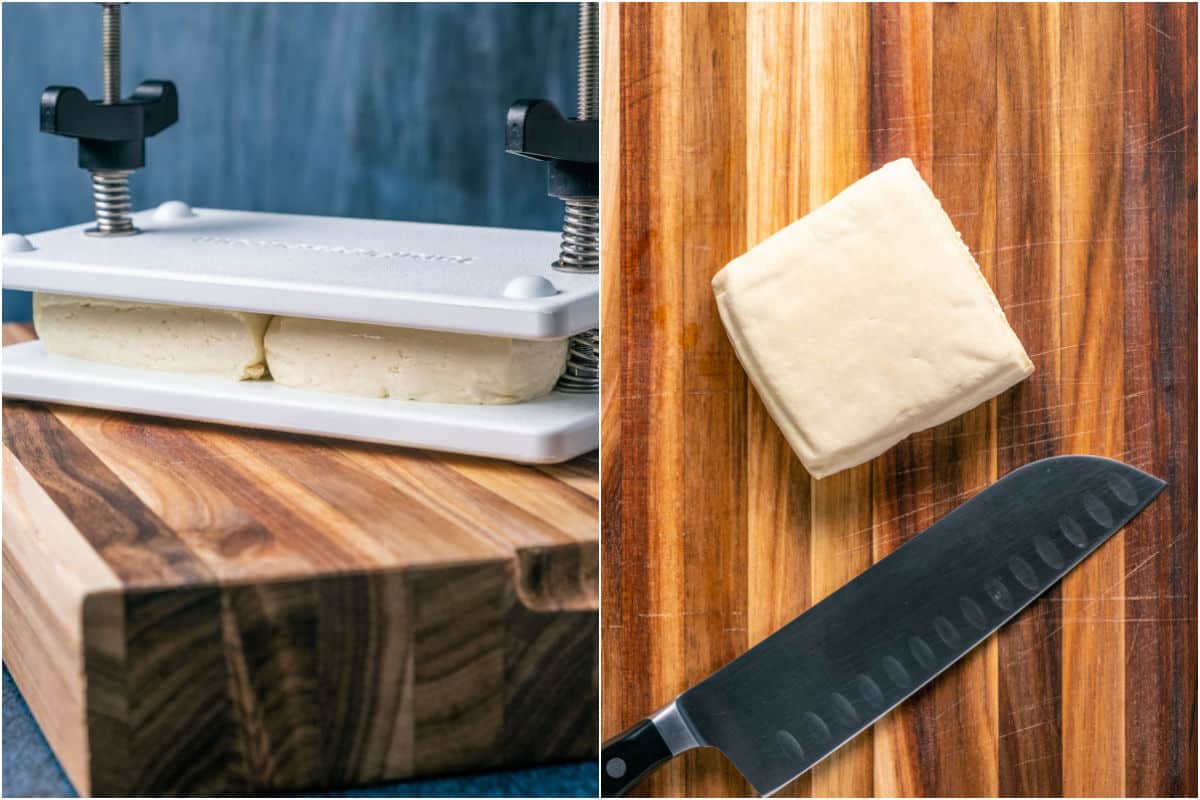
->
[2,341,598,464]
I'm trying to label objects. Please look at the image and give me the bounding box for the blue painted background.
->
[2,2,577,321]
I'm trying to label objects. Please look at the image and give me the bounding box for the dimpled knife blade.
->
[601,455,1166,797]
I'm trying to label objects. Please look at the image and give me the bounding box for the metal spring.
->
[88,171,137,235]
[556,199,599,273]
[101,3,121,104]
[558,328,599,394]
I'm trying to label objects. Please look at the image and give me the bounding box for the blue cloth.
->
[1,668,72,798]
[2,2,579,322]
[3,667,597,797]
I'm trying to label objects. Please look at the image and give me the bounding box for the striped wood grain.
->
[601,3,1196,796]
[678,4,752,796]
[1121,4,1198,795]
[866,4,936,797]
[743,5,816,796]
[994,4,1063,795]
[2,320,599,796]
[791,6,876,797]
[1058,5,1126,795]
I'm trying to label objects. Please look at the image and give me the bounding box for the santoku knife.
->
[601,455,1165,797]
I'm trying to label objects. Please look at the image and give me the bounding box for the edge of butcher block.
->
[4,509,598,795]
[2,418,598,796]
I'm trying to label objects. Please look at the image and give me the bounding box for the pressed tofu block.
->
[264,316,568,404]
[33,293,270,380]
[6,211,597,461]
[712,158,1033,479]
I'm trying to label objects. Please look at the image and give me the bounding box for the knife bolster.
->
[651,699,701,755]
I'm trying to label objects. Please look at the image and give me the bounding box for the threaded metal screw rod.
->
[556,1,600,275]
[555,2,601,394]
[576,0,598,121]
[88,2,137,236]
[101,3,120,104]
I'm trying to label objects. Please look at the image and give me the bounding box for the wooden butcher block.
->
[2,323,598,796]
[602,3,1195,797]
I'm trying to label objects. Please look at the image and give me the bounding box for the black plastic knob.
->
[40,80,178,171]
[506,98,598,201]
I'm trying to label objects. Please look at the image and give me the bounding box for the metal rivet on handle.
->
[605,757,627,779]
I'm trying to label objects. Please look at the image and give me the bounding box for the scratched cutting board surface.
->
[2,319,598,795]
[602,4,1195,798]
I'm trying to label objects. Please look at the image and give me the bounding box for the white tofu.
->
[712,158,1033,479]
[264,316,567,405]
[32,293,269,380]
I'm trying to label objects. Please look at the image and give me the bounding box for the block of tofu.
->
[712,158,1033,479]
[264,316,567,404]
[32,293,270,380]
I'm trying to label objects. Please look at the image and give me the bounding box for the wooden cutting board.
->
[2,323,598,796]
[602,3,1195,797]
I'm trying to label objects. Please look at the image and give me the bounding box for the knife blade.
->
[601,455,1165,797]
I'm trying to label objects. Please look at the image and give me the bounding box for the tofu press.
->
[3,2,601,464]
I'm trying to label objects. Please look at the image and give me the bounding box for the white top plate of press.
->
[3,340,598,463]
[1,204,597,339]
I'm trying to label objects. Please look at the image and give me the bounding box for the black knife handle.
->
[601,717,674,797]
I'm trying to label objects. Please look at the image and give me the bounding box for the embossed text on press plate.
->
[191,235,476,264]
